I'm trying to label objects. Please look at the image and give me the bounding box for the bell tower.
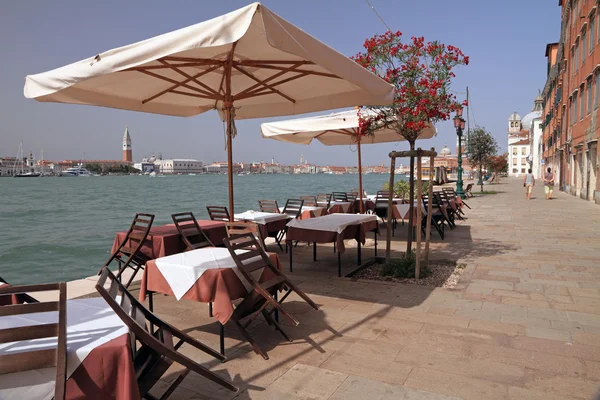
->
[122,127,132,162]
[508,111,521,135]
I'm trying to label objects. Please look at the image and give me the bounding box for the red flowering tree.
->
[353,31,468,253]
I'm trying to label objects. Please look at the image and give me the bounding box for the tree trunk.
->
[479,165,484,192]
[407,140,415,254]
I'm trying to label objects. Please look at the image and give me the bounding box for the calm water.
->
[0,174,393,284]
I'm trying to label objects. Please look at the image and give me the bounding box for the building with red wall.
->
[542,0,599,204]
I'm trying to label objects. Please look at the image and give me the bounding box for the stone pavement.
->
[87,177,600,399]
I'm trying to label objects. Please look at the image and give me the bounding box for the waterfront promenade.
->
[62,177,600,399]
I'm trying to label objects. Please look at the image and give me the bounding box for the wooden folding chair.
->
[331,192,348,202]
[222,234,319,360]
[0,282,67,400]
[300,196,317,206]
[374,190,397,233]
[95,269,238,397]
[206,206,230,222]
[442,187,471,210]
[435,191,458,227]
[421,195,445,240]
[0,276,39,304]
[258,199,280,214]
[346,192,358,202]
[282,199,304,219]
[98,213,154,288]
[316,193,331,210]
[172,212,215,250]
[225,221,265,249]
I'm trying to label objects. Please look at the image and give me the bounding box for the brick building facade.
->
[542,0,599,204]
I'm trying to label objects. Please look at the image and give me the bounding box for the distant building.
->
[507,96,542,176]
[122,127,132,162]
[155,159,204,174]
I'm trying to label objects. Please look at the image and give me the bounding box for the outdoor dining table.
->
[299,206,327,220]
[328,201,354,214]
[0,297,138,400]
[233,211,290,248]
[112,221,228,259]
[285,214,379,277]
[139,247,282,356]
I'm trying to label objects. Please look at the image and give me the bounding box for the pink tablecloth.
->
[66,334,139,399]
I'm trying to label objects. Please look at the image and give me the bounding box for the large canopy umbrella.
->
[260,109,435,212]
[24,2,394,217]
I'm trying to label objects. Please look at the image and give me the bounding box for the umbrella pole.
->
[357,137,364,214]
[225,105,234,221]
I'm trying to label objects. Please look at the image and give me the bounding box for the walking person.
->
[543,167,555,200]
[523,169,535,200]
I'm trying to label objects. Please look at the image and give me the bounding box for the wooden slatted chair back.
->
[206,206,230,222]
[0,282,67,400]
[300,196,317,206]
[375,190,390,206]
[331,192,348,202]
[225,221,264,249]
[258,200,280,214]
[98,213,154,288]
[171,212,214,250]
[95,269,237,397]
[346,192,358,202]
[316,193,331,209]
[282,199,304,219]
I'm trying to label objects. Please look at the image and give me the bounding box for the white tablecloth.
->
[155,247,262,300]
[0,297,128,400]
[287,214,377,234]
[234,211,290,224]
[329,201,353,213]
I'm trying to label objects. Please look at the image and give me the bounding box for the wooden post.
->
[224,47,235,221]
[385,157,396,263]
[415,149,423,279]
[424,147,434,267]
[357,136,364,214]
[225,106,234,221]
[406,141,415,254]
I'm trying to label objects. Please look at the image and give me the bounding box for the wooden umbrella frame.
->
[126,51,341,220]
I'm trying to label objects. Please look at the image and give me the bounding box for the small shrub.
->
[380,251,431,279]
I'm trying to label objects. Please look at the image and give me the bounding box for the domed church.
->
[507,95,543,177]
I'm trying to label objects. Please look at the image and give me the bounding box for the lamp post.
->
[454,108,466,199]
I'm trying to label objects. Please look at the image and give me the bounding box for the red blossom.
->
[353,31,468,141]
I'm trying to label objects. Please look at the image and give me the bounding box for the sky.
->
[0,0,560,167]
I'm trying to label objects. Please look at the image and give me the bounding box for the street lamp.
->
[454,107,466,199]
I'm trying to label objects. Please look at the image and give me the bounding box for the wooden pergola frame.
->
[125,53,342,218]
[387,147,437,278]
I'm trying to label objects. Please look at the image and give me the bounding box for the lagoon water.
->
[1,173,394,284]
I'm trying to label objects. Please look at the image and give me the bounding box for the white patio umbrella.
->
[260,109,435,212]
[24,2,394,217]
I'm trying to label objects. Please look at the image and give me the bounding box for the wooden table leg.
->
[220,324,225,357]
[313,242,317,261]
[357,239,362,266]
[338,250,342,277]
[288,243,293,272]
[209,302,213,318]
